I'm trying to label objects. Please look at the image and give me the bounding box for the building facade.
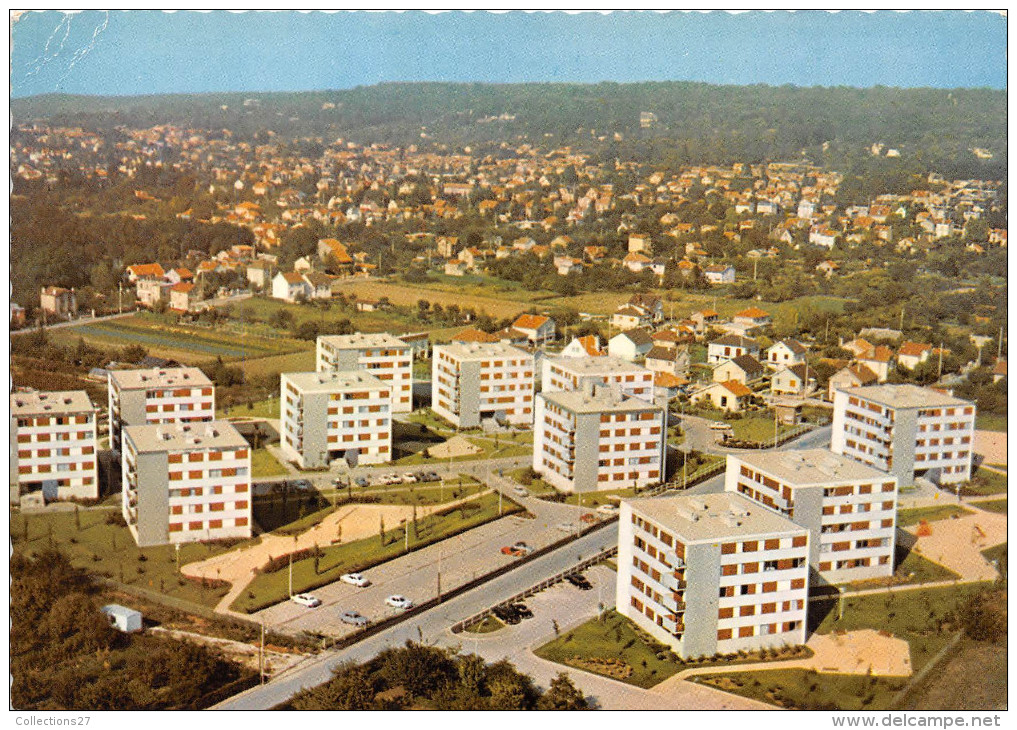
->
[431,342,534,428]
[542,355,654,401]
[317,333,413,413]
[11,390,98,502]
[831,384,975,485]
[616,492,809,659]
[280,371,392,469]
[108,367,215,452]
[725,449,897,585]
[122,421,251,547]
[534,384,665,494]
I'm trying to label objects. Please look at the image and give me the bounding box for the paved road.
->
[214,524,618,710]
[11,310,138,335]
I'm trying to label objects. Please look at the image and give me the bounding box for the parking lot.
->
[251,482,609,636]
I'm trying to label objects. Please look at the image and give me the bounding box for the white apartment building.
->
[317,332,413,413]
[122,420,251,547]
[534,384,665,494]
[617,492,810,659]
[280,371,392,469]
[431,342,534,429]
[542,355,654,401]
[11,390,99,502]
[725,449,897,585]
[108,367,215,452]
[831,384,975,485]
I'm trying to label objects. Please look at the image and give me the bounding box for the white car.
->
[290,593,321,608]
[340,572,370,588]
[386,595,413,610]
[709,421,733,431]
[512,486,529,497]
[401,472,418,483]
[555,522,577,533]
[596,504,619,515]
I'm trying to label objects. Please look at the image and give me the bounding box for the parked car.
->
[580,512,598,524]
[386,595,413,610]
[510,541,532,555]
[339,610,368,626]
[340,572,370,588]
[596,504,619,515]
[492,604,522,625]
[709,421,732,431]
[290,593,321,608]
[290,479,313,491]
[565,573,593,591]
[555,522,577,533]
[511,602,534,619]
[401,472,418,483]
[512,486,529,497]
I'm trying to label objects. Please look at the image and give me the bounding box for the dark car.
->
[354,476,369,488]
[290,479,313,491]
[511,602,533,619]
[492,604,522,625]
[565,573,593,591]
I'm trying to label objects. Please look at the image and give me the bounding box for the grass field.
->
[964,466,1008,496]
[975,413,1008,432]
[464,615,505,634]
[48,313,305,362]
[690,406,800,444]
[534,610,812,689]
[344,280,533,319]
[233,490,524,613]
[237,349,316,379]
[251,448,288,478]
[897,504,973,528]
[975,498,1007,514]
[218,397,281,420]
[694,582,991,710]
[11,509,237,608]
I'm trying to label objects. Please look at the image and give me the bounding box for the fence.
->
[451,545,618,634]
[641,459,727,498]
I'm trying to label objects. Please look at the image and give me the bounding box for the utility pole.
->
[259,622,266,684]
[288,552,293,598]
[938,343,944,379]
[998,327,1004,361]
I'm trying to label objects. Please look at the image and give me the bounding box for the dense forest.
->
[12,81,1006,178]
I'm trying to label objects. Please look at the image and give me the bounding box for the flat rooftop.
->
[318,332,409,350]
[731,448,891,487]
[11,390,94,416]
[109,367,213,390]
[542,386,660,415]
[837,384,972,410]
[627,491,805,543]
[435,341,532,361]
[546,354,649,375]
[283,370,389,393]
[124,420,247,453]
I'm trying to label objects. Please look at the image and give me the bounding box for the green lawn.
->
[507,467,559,497]
[974,498,1007,514]
[251,447,288,478]
[893,547,962,584]
[897,504,973,528]
[218,397,280,420]
[534,610,811,690]
[980,543,1007,575]
[464,615,505,634]
[233,490,524,613]
[11,509,238,608]
[688,406,800,444]
[392,433,532,466]
[975,413,1008,432]
[695,583,992,710]
[964,467,1008,496]
[253,489,331,534]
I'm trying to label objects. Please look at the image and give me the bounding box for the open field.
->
[899,637,1007,711]
[232,490,523,613]
[897,504,973,528]
[236,349,316,379]
[975,498,1007,514]
[11,509,237,608]
[344,279,534,319]
[976,413,1008,432]
[694,582,991,710]
[251,447,288,478]
[48,313,308,363]
[535,610,812,689]
[964,466,1008,496]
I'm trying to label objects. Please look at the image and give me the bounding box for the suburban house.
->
[689,309,721,334]
[992,359,1007,384]
[302,271,334,300]
[126,263,166,283]
[765,340,808,370]
[39,286,78,317]
[511,314,556,346]
[827,363,879,401]
[608,328,654,362]
[246,260,276,289]
[271,271,311,302]
[692,380,754,412]
[135,278,170,308]
[733,307,772,331]
[707,334,761,364]
[770,364,816,397]
[703,264,736,284]
[611,305,652,331]
[560,335,604,358]
[644,345,690,378]
[712,354,766,386]
[168,282,200,313]
[857,346,894,382]
[897,341,932,371]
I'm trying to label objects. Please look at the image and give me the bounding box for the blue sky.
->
[10,10,1007,98]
